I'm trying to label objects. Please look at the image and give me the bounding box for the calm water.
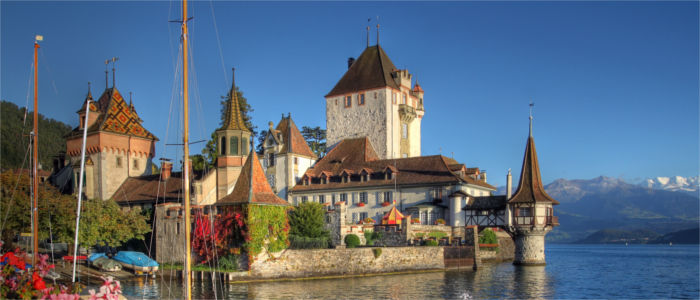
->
[112,244,698,299]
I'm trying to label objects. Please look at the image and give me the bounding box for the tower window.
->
[242,137,248,155]
[402,123,408,139]
[231,136,239,155]
[358,93,365,105]
[392,92,397,104]
[402,93,407,105]
[220,137,227,155]
[268,153,275,167]
[294,157,298,165]
[116,157,122,168]
[133,159,139,170]
[345,95,352,107]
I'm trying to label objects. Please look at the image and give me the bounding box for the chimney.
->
[161,161,173,181]
[481,170,487,182]
[506,169,512,200]
[347,57,355,69]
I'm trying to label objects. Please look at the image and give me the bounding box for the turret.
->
[215,68,252,200]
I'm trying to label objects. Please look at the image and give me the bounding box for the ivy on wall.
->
[245,205,290,258]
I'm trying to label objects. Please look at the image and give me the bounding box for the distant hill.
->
[0,100,72,171]
[575,228,660,244]
[497,176,700,243]
[649,228,699,244]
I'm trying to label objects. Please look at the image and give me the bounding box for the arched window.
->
[230,136,239,155]
[220,136,226,155]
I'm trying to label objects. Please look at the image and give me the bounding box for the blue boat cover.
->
[113,251,159,267]
[88,253,107,262]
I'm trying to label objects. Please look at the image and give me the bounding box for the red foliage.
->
[192,207,248,264]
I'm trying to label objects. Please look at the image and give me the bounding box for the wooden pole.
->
[32,40,39,267]
[182,0,192,299]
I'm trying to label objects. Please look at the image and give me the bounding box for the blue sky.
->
[1,1,698,188]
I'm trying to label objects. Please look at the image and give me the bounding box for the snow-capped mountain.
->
[639,176,699,195]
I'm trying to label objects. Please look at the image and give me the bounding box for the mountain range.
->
[497,176,699,243]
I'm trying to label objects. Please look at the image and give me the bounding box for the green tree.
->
[256,129,268,154]
[0,100,72,171]
[78,198,150,248]
[479,228,498,244]
[301,126,326,157]
[288,202,328,238]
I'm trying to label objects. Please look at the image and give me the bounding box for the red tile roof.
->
[275,116,316,158]
[326,45,400,97]
[291,138,495,192]
[509,136,559,205]
[217,151,289,206]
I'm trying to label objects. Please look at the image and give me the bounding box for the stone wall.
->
[326,89,389,159]
[249,246,444,278]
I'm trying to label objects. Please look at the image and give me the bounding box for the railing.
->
[547,216,559,226]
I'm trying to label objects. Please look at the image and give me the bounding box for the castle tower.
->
[325,45,424,159]
[508,109,560,265]
[260,114,317,201]
[65,84,158,200]
[215,68,251,200]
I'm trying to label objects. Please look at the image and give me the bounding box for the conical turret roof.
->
[219,68,250,132]
[509,136,559,205]
[217,150,289,206]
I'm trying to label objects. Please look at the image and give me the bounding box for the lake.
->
[112,244,698,299]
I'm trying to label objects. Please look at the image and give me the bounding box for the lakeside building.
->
[259,114,317,201]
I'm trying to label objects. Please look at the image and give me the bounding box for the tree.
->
[301,126,327,157]
[256,129,268,154]
[0,170,150,250]
[288,202,328,238]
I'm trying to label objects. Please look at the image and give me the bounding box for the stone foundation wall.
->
[513,229,546,265]
[249,246,444,278]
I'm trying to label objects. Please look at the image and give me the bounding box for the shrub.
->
[427,231,447,239]
[289,202,328,239]
[289,234,330,249]
[345,234,360,248]
[217,255,238,271]
[372,248,382,259]
[424,240,439,246]
[364,230,384,246]
[479,228,498,244]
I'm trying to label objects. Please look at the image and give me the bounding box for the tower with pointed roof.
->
[325,44,424,160]
[215,68,252,200]
[65,82,158,201]
[260,114,317,201]
[507,107,559,265]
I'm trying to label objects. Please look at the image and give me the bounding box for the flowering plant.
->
[362,217,375,224]
[411,218,421,224]
[381,201,391,207]
[88,276,122,300]
[435,218,446,225]
[356,202,365,207]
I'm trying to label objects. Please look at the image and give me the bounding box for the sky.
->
[1,1,698,188]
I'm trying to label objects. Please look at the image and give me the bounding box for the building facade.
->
[64,85,158,201]
[259,114,317,200]
[325,45,424,160]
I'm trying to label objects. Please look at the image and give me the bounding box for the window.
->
[432,187,443,200]
[358,93,365,105]
[402,123,408,139]
[352,213,358,224]
[133,159,139,170]
[359,192,368,204]
[268,153,275,167]
[319,195,325,204]
[402,153,408,158]
[331,194,336,204]
[359,212,368,221]
[383,191,393,203]
[294,157,298,165]
[345,95,352,107]
[116,157,122,168]
[231,136,239,155]
[518,208,532,217]
[267,174,275,188]
[242,137,248,155]
[392,92,397,104]
[220,137,227,155]
[402,93,407,104]
[340,193,348,203]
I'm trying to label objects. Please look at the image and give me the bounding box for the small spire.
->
[110,57,119,88]
[129,92,133,107]
[86,82,92,99]
[104,59,109,90]
[366,20,370,48]
[529,101,534,137]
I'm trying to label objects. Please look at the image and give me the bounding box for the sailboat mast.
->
[181,0,192,298]
[32,37,40,267]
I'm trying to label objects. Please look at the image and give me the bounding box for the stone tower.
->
[325,45,424,159]
[507,114,560,265]
[65,84,158,200]
[215,68,251,200]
